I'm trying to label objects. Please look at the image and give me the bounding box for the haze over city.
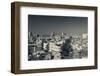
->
[28,15,88,34]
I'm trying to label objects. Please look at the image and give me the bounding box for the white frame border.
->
[20,6,95,70]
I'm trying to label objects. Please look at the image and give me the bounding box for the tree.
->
[61,36,73,59]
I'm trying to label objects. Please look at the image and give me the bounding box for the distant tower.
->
[61,32,65,39]
[28,32,33,43]
[61,32,63,37]
[50,32,55,38]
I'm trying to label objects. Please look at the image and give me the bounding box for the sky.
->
[28,15,88,34]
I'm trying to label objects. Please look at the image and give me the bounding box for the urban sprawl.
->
[28,32,88,61]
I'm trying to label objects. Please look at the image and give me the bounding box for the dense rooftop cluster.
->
[28,32,88,61]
